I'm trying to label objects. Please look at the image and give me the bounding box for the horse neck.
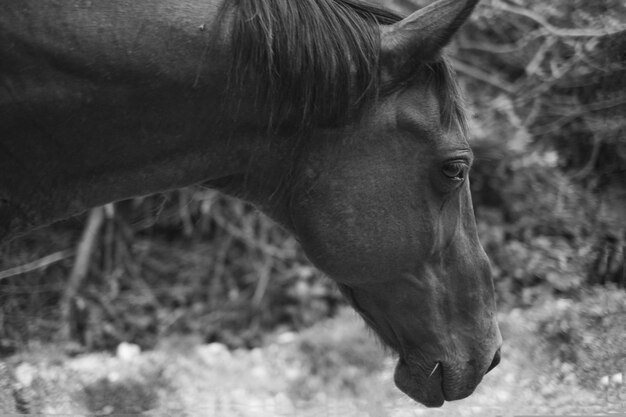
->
[0,0,293,240]
[1,0,235,88]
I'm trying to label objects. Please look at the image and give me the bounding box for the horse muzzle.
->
[393,347,502,407]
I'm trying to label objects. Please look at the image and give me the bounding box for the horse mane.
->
[225,0,466,132]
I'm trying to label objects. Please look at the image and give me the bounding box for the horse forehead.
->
[390,87,444,143]
[391,85,469,149]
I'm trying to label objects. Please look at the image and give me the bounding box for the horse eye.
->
[442,162,467,180]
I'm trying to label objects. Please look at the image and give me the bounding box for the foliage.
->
[0,191,341,351]
[527,287,626,389]
[288,309,388,400]
[473,155,622,305]
[458,0,626,297]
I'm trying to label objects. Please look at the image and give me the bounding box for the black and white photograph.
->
[1,0,624,415]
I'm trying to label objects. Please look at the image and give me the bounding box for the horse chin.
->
[393,359,445,408]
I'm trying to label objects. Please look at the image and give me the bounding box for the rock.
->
[116,342,141,361]
[611,372,623,385]
[196,343,231,366]
[601,372,624,387]
[251,365,268,379]
[14,363,36,388]
[275,332,296,344]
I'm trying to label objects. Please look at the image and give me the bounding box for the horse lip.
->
[428,362,447,406]
[394,358,446,407]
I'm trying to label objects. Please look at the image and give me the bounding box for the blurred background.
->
[1,0,625,415]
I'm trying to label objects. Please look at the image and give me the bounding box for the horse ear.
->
[381,0,479,81]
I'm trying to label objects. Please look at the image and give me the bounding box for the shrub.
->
[528,287,626,388]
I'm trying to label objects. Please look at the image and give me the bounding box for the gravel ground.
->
[1,309,624,416]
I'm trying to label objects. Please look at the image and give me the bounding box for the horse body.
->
[1,0,501,407]
[0,0,242,237]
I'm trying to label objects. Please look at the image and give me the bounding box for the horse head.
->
[263,0,502,407]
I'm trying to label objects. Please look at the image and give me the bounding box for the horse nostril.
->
[486,348,501,374]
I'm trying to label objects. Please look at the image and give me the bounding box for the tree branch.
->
[491,0,626,38]
[0,250,74,281]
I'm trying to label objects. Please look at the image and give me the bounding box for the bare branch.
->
[59,206,106,340]
[491,0,626,38]
[0,250,74,281]
[450,57,517,93]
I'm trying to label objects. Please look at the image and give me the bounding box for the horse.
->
[0,0,502,407]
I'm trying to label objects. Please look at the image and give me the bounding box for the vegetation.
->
[460,0,626,295]
[0,193,341,351]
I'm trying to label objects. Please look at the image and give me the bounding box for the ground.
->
[1,306,624,416]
